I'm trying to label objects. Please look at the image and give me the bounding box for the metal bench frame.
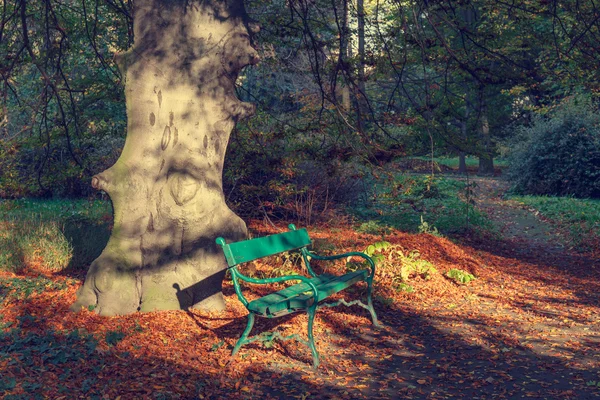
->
[216,224,379,368]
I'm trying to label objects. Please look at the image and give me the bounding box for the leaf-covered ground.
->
[1,178,599,399]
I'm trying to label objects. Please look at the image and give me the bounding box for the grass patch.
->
[351,174,492,235]
[407,156,508,169]
[509,195,600,250]
[0,199,112,273]
[0,198,111,222]
[0,221,73,273]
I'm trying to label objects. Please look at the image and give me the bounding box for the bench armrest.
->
[230,268,319,308]
[305,251,376,278]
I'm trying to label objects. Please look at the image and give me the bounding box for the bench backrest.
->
[216,227,311,268]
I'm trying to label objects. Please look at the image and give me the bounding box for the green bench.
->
[216,224,379,368]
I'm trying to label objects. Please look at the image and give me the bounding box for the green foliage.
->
[0,199,112,272]
[350,241,437,293]
[356,220,391,235]
[418,216,441,237]
[269,252,303,278]
[362,241,393,266]
[105,330,126,347]
[351,175,491,235]
[0,0,596,207]
[396,283,415,293]
[0,276,72,300]
[225,108,371,224]
[446,269,477,285]
[0,0,128,198]
[0,329,98,367]
[393,175,443,200]
[507,96,600,199]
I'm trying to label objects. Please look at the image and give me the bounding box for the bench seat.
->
[248,270,369,317]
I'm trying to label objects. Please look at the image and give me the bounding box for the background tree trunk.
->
[477,88,494,175]
[458,95,470,175]
[355,0,366,134]
[71,0,258,316]
[341,0,351,111]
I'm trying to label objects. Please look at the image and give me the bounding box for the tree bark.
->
[477,88,494,175]
[458,95,470,175]
[458,151,467,174]
[1,82,7,137]
[71,0,258,316]
[341,0,351,111]
[355,0,366,133]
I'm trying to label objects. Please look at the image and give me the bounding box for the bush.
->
[0,199,112,273]
[507,96,600,198]
[347,241,437,293]
[0,221,72,273]
[446,268,476,285]
[224,110,369,224]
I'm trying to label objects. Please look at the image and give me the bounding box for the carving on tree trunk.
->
[71,0,259,316]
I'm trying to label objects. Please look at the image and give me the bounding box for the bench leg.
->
[367,277,381,327]
[307,305,320,369]
[231,313,255,360]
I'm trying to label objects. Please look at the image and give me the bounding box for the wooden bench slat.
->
[247,270,369,317]
[220,229,312,267]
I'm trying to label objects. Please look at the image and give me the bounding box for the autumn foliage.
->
[1,216,599,398]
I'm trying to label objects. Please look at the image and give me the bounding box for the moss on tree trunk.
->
[71,0,258,316]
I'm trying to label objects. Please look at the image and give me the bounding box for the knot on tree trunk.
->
[91,173,110,192]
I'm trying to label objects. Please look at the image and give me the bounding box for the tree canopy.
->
[2,0,599,200]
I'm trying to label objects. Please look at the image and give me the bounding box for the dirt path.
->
[471,177,567,255]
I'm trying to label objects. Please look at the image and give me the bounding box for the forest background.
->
[1,0,599,206]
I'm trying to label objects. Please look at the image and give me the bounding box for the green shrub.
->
[348,241,437,293]
[507,96,600,199]
[0,221,72,273]
[418,216,441,237]
[356,220,391,235]
[0,199,112,273]
[224,110,370,224]
[446,269,476,284]
[351,175,492,235]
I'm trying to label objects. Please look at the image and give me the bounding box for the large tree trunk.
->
[71,0,258,316]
